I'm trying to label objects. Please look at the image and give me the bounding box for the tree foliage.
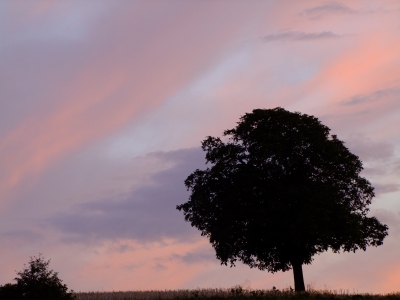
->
[0,254,75,300]
[177,107,388,291]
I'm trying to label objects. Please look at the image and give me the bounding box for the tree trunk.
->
[291,260,305,292]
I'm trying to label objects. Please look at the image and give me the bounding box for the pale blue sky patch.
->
[103,48,251,160]
[7,1,109,44]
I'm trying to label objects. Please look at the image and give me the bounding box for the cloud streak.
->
[374,183,400,195]
[263,31,340,42]
[342,87,400,106]
[170,247,216,265]
[302,2,357,20]
[0,1,264,204]
[344,134,394,162]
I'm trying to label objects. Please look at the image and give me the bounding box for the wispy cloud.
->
[1,229,43,244]
[263,31,340,42]
[342,87,400,106]
[302,2,357,20]
[154,263,167,271]
[372,209,400,237]
[374,183,400,195]
[170,248,215,264]
[344,134,394,162]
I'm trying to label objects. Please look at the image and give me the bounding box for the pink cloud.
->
[0,2,267,204]
[68,238,214,291]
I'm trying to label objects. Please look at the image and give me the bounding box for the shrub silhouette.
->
[0,283,22,300]
[0,254,75,300]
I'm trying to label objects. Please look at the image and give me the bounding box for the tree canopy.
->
[177,107,388,291]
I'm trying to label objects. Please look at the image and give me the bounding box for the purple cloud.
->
[374,183,400,195]
[344,135,394,162]
[263,31,340,42]
[170,247,215,264]
[47,148,206,243]
[303,2,357,20]
[342,87,400,106]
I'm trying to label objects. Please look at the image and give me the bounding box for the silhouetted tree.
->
[177,108,388,292]
[0,254,75,300]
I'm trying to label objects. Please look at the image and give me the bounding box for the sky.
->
[1,0,400,294]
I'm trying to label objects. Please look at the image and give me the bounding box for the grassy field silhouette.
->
[74,287,400,300]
